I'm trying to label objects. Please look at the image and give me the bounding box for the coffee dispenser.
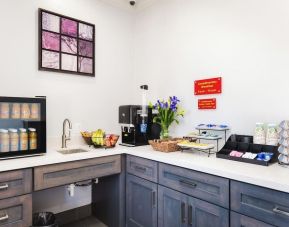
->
[119,105,160,146]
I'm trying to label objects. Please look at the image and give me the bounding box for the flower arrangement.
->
[151,96,185,139]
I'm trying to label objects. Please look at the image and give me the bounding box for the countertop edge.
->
[0,146,288,194]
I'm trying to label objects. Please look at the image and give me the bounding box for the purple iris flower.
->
[169,96,180,112]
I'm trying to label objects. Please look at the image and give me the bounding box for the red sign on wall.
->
[198,98,216,110]
[194,77,222,95]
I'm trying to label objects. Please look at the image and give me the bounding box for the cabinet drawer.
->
[0,194,32,227]
[231,212,274,227]
[126,155,158,183]
[231,181,289,227]
[158,163,229,208]
[34,155,121,190]
[0,169,32,200]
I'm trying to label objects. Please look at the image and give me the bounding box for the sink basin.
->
[57,148,88,155]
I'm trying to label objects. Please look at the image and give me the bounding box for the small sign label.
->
[194,77,222,95]
[198,98,217,110]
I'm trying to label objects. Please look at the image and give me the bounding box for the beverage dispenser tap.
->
[140,85,148,133]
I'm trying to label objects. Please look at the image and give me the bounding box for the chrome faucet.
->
[62,119,72,148]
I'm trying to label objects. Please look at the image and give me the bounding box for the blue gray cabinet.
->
[187,195,229,227]
[158,185,229,227]
[158,163,229,208]
[231,212,275,227]
[158,185,188,227]
[231,181,289,227]
[126,174,157,227]
[126,155,158,183]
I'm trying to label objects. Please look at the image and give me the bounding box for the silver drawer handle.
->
[0,214,9,221]
[273,207,289,217]
[0,184,8,190]
[134,166,147,173]
[179,179,197,188]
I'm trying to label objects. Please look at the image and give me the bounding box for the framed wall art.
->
[39,9,95,77]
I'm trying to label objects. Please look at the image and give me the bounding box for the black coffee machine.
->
[119,105,161,146]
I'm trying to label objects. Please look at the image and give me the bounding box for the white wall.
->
[0,0,133,140]
[2,0,289,214]
[0,0,133,213]
[133,0,289,136]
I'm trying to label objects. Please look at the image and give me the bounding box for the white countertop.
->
[1,145,289,193]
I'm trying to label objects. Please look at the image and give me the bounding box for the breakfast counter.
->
[0,145,289,193]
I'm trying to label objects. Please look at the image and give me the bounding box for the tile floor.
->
[62,216,107,227]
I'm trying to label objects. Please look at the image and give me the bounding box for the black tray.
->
[216,134,278,166]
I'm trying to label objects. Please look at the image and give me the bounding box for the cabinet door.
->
[158,185,187,227]
[126,174,157,227]
[0,194,32,227]
[231,212,275,227]
[187,196,229,227]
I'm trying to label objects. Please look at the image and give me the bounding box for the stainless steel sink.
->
[57,148,88,155]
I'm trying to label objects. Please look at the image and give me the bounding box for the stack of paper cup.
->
[278,121,289,165]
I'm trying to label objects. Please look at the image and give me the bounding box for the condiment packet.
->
[256,152,274,161]
[229,150,244,157]
[242,152,258,159]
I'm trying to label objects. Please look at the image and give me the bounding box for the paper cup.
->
[279,138,289,147]
[279,129,289,138]
[278,154,289,164]
[278,146,289,155]
[279,120,289,130]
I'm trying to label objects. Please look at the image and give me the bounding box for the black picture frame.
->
[39,8,95,77]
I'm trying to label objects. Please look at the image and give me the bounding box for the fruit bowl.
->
[81,131,93,146]
[82,130,119,148]
[104,134,119,148]
[92,135,119,148]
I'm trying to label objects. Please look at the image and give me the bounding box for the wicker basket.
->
[149,138,183,152]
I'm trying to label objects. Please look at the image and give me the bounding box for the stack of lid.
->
[278,121,289,166]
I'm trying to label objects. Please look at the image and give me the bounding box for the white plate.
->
[178,143,214,150]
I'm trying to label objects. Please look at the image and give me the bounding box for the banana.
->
[92,129,105,146]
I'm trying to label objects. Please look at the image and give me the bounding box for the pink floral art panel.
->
[42,31,60,51]
[79,57,93,74]
[61,36,77,54]
[79,23,93,41]
[39,9,95,76]
[42,12,60,33]
[42,50,59,69]
[79,40,93,57]
[61,18,77,37]
[61,54,77,72]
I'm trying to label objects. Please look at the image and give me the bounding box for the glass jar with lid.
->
[9,128,19,151]
[21,103,30,119]
[30,103,40,119]
[19,128,28,150]
[11,103,21,119]
[29,128,37,150]
[0,103,10,119]
[0,129,9,152]
[254,123,266,144]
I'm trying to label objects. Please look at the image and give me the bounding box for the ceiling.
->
[101,0,156,11]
